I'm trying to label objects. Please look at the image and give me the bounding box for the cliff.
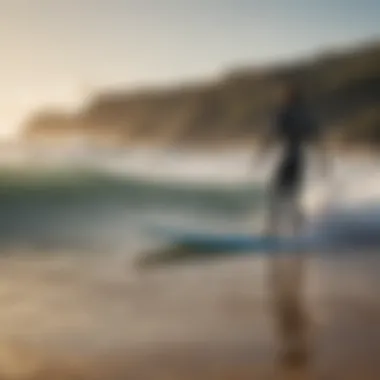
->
[22,41,380,147]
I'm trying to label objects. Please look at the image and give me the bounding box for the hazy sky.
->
[0,0,379,137]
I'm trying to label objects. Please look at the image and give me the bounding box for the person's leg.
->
[279,195,309,365]
[265,188,282,237]
[266,152,296,302]
[268,155,309,365]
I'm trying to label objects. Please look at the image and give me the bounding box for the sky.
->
[0,0,379,138]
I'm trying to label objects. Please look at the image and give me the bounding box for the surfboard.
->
[137,224,326,267]
[148,226,304,252]
[139,200,380,266]
[138,226,314,267]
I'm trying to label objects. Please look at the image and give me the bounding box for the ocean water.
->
[1,147,380,256]
[1,147,380,377]
[0,167,264,255]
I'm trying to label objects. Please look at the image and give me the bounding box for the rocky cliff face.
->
[23,41,380,148]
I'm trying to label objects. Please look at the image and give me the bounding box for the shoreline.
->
[0,251,379,378]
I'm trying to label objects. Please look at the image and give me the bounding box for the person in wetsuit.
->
[266,83,323,236]
[262,82,325,365]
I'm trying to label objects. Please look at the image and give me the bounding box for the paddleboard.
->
[148,226,306,252]
[138,226,321,267]
[144,225,325,254]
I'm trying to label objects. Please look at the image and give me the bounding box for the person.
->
[262,81,325,236]
[259,81,327,365]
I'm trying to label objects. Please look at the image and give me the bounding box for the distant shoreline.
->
[21,40,380,150]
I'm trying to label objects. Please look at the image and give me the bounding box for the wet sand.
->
[0,251,379,379]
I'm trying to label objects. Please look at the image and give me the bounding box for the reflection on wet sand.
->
[0,251,379,379]
[268,252,309,367]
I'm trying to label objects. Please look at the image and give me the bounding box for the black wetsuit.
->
[273,100,318,197]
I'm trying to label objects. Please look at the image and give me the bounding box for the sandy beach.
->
[0,250,379,379]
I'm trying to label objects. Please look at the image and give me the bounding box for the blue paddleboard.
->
[139,224,377,267]
[147,225,318,252]
[138,226,322,267]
